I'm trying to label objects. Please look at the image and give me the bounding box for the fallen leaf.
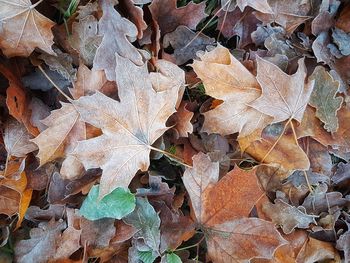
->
[296,237,340,263]
[308,66,343,133]
[14,219,66,263]
[254,0,311,34]
[71,54,181,198]
[69,15,102,66]
[124,197,161,252]
[163,25,215,65]
[173,101,193,137]
[336,223,350,262]
[239,123,310,170]
[149,0,207,35]
[250,56,314,124]
[93,0,143,81]
[206,218,287,262]
[79,184,136,220]
[332,162,350,185]
[192,44,271,137]
[32,103,84,166]
[262,199,317,234]
[4,118,37,158]
[221,0,273,13]
[217,7,261,48]
[0,0,55,57]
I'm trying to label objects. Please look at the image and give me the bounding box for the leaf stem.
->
[31,0,45,9]
[173,236,205,252]
[289,120,314,193]
[260,117,293,163]
[37,65,73,101]
[183,0,233,49]
[148,145,192,168]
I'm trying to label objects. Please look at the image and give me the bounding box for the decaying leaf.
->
[0,0,55,57]
[308,66,343,133]
[71,54,182,198]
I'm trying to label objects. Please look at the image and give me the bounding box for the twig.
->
[37,65,73,101]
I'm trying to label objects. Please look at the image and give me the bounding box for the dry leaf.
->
[149,0,207,34]
[93,0,143,81]
[308,66,343,133]
[192,44,272,137]
[4,118,37,158]
[0,0,55,57]
[251,56,314,124]
[71,55,182,198]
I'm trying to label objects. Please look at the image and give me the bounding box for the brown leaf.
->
[220,0,273,13]
[262,199,317,234]
[173,101,193,137]
[239,123,310,170]
[149,0,207,35]
[119,0,147,39]
[206,218,287,263]
[217,7,260,47]
[0,0,55,57]
[4,118,37,158]
[32,103,85,167]
[14,219,66,263]
[192,44,272,137]
[93,0,144,81]
[163,25,215,65]
[254,0,311,34]
[71,55,182,198]
[251,57,314,124]
[336,224,350,262]
[296,237,340,263]
[70,15,102,66]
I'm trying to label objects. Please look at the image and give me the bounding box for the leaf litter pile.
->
[0,0,350,262]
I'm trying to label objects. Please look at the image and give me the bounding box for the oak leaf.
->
[0,0,55,57]
[308,66,343,133]
[71,54,182,198]
[192,44,272,137]
[220,0,272,13]
[93,0,143,81]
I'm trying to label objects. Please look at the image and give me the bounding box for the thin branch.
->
[37,65,73,101]
[148,145,192,168]
[289,120,314,193]
[260,117,293,163]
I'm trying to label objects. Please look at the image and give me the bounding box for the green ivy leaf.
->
[162,253,182,263]
[139,250,158,263]
[80,185,136,220]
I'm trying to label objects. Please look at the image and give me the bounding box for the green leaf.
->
[163,253,182,263]
[80,185,136,220]
[139,250,158,263]
[123,197,161,251]
[309,66,343,133]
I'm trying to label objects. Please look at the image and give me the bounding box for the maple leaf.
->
[220,0,273,13]
[0,0,55,57]
[250,56,314,124]
[149,0,207,34]
[192,44,272,138]
[183,153,286,262]
[93,0,144,81]
[71,54,183,198]
[308,66,343,133]
[254,0,312,34]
